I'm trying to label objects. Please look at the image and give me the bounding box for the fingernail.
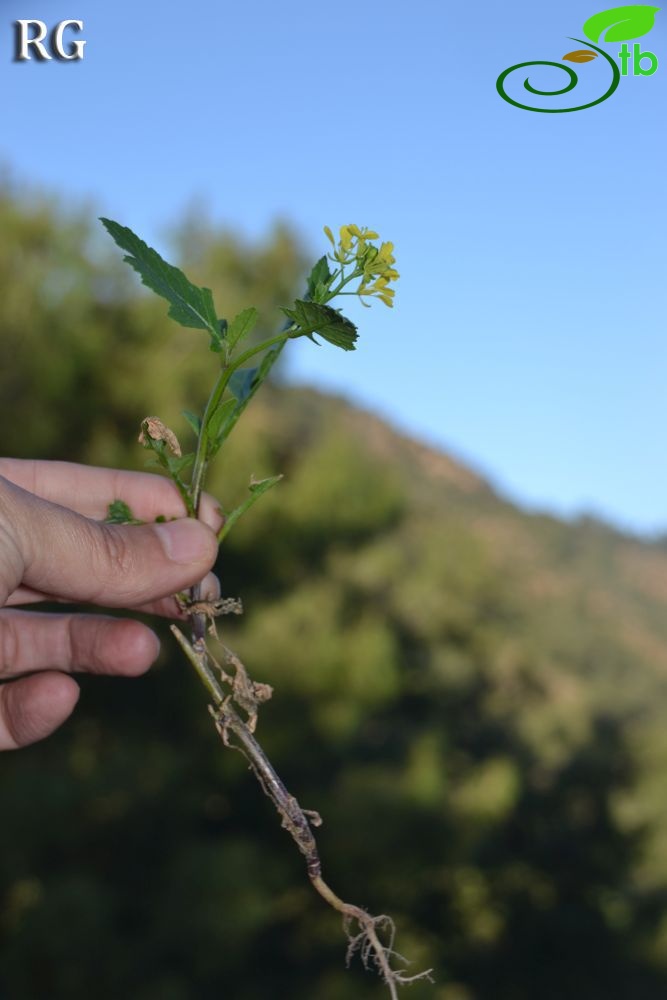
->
[200,572,221,601]
[154,520,212,564]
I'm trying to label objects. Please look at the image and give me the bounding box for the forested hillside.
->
[2,180,667,999]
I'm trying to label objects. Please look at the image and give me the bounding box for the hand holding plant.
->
[101,218,430,996]
[0,462,219,749]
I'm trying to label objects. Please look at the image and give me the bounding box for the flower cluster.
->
[324,224,399,307]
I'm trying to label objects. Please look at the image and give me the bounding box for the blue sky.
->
[2,1,665,534]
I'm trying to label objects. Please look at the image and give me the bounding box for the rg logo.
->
[14,20,86,61]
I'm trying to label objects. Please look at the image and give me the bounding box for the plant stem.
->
[174,279,428,996]
[228,329,294,372]
[212,698,322,878]
[170,625,223,703]
[189,326,296,514]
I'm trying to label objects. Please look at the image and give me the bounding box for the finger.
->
[0,459,222,532]
[0,609,160,679]
[5,586,55,606]
[5,572,221,619]
[0,672,80,750]
[0,477,219,609]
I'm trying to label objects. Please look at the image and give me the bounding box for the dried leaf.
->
[563,49,599,62]
[139,416,182,456]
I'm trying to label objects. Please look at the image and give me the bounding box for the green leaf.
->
[205,397,237,455]
[218,475,283,543]
[141,436,167,458]
[306,255,332,301]
[217,346,284,446]
[228,366,259,404]
[282,300,358,351]
[100,218,221,345]
[138,433,195,513]
[182,410,202,436]
[227,307,259,351]
[166,453,194,477]
[583,5,660,42]
[104,499,143,525]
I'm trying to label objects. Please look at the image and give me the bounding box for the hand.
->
[0,459,221,750]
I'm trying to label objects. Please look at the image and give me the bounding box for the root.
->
[176,611,432,996]
[312,877,434,998]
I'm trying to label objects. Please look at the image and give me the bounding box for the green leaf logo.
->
[583,5,660,42]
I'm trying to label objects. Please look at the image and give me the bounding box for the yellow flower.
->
[378,241,395,264]
[339,225,355,253]
[346,224,379,241]
[360,243,400,285]
[323,223,398,307]
[358,275,396,308]
[324,224,383,262]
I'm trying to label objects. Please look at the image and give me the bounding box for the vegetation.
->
[98,212,421,997]
[2,178,667,999]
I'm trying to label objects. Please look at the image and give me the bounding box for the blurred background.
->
[1,1,666,998]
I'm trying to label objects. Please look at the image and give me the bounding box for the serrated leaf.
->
[105,499,143,525]
[100,218,221,345]
[227,307,259,351]
[282,300,358,351]
[583,5,660,42]
[182,410,202,436]
[563,49,599,61]
[218,475,283,543]
[306,255,332,301]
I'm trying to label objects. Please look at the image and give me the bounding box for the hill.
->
[187,382,667,998]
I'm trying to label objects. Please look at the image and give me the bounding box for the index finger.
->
[0,459,222,531]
